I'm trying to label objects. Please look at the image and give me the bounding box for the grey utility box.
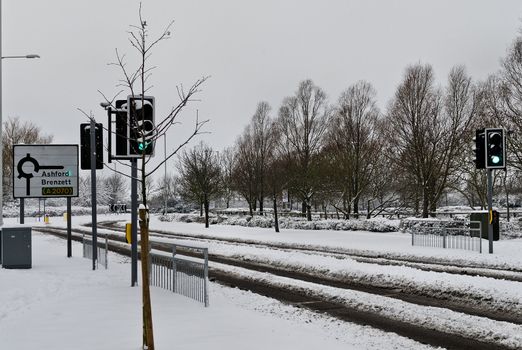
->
[1,225,32,269]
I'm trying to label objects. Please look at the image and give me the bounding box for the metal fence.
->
[149,243,209,307]
[411,221,482,253]
[82,233,108,269]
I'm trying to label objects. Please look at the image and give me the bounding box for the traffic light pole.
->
[90,118,98,269]
[487,169,494,254]
[131,158,138,286]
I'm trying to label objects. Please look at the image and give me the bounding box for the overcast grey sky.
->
[3,0,522,174]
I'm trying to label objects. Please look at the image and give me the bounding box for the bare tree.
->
[251,101,275,214]
[385,64,444,217]
[104,172,128,205]
[386,64,478,217]
[178,142,221,227]
[219,147,236,209]
[277,79,331,220]
[97,5,209,349]
[73,175,112,207]
[499,36,522,169]
[428,66,477,211]
[232,129,257,215]
[327,81,382,218]
[2,116,52,201]
[155,173,177,213]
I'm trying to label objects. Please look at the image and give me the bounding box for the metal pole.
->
[487,169,494,254]
[131,158,138,286]
[0,0,3,227]
[67,197,72,257]
[164,134,167,215]
[90,118,98,269]
[19,198,24,224]
[204,247,209,307]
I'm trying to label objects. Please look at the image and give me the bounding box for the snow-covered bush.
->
[158,213,399,232]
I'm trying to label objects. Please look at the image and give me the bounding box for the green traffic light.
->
[138,142,150,151]
[491,155,500,164]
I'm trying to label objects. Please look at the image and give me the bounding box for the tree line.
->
[176,32,522,221]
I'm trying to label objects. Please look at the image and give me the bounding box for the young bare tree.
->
[98,6,208,349]
[277,79,331,220]
[178,142,221,227]
[2,116,53,201]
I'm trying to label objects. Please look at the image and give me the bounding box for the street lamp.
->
[0,0,41,226]
[2,54,40,59]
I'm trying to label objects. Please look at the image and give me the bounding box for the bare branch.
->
[146,118,209,176]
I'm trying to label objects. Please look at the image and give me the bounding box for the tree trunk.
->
[353,196,359,219]
[273,192,279,233]
[248,201,253,216]
[422,190,429,218]
[139,207,154,350]
[204,194,210,228]
[306,204,312,221]
[301,201,306,218]
[199,200,203,217]
[259,197,264,216]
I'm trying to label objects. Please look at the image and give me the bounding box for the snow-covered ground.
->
[3,214,522,349]
[1,219,438,350]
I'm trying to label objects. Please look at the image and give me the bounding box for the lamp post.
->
[0,0,40,226]
[164,133,167,215]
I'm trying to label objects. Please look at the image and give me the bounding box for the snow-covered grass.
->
[4,213,521,349]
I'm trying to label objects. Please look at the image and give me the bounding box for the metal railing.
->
[411,221,482,253]
[82,233,109,269]
[149,243,209,307]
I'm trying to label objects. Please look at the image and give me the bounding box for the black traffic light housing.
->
[114,99,128,156]
[128,95,155,156]
[80,123,103,170]
[485,128,506,169]
[473,128,485,169]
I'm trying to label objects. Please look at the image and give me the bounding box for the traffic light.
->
[473,128,485,169]
[80,123,103,170]
[114,99,128,156]
[128,96,155,156]
[485,128,506,169]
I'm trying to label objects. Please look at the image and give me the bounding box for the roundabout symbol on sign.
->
[17,153,64,196]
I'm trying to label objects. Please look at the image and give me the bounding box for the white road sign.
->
[13,145,79,198]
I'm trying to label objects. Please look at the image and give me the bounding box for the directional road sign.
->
[13,145,79,198]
